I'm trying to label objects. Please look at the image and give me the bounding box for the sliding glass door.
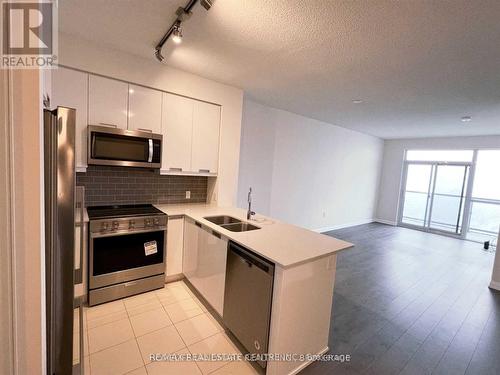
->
[399,160,470,236]
[400,164,433,228]
[467,150,500,243]
[399,149,500,243]
[428,164,469,234]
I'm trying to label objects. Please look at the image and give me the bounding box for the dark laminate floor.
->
[302,223,500,375]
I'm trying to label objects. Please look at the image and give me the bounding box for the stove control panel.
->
[90,215,167,234]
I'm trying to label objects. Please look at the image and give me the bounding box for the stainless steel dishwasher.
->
[223,241,275,369]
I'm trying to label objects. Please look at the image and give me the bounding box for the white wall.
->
[376,135,500,224]
[58,33,243,206]
[491,230,500,290]
[0,69,45,374]
[238,99,384,231]
[237,100,276,215]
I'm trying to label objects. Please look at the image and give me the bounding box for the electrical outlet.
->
[185,191,191,199]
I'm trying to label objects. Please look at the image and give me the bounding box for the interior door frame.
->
[397,157,475,239]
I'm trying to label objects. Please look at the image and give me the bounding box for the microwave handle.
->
[91,135,95,159]
[148,139,153,163]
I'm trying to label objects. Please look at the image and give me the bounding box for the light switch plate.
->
[185,191,191,199]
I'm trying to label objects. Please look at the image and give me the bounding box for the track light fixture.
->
[154,0,213,62]
[171,22,183,44]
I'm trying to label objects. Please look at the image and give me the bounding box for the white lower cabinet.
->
[183,218,228,316]
[198,226,228,316]
[166,217,184,278]
[183,218,201,290]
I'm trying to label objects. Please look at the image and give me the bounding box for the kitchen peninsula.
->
[155,203,353,375]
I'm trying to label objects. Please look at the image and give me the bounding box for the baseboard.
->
[374,218,397,226]
[287,346,329,375]
[313,219,375,233]
[489,280,500,291]
[165,273,184,283]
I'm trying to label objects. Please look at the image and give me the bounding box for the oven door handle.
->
[148,139,153,163]
[90,227,167,239]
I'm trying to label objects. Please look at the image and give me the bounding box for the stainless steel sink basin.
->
[204,215,260,232]
[220,222,260,232]
[204,215,241,225]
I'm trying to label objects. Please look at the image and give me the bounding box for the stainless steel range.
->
[87,204,167,306]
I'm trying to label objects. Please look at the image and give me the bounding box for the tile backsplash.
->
[77,166,208,206]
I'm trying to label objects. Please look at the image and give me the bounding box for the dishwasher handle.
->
[228,241,274,275]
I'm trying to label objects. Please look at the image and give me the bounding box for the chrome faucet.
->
[247,187,255,220]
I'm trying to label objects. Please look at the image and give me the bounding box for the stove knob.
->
[101,222,109,231]
[145,219,151,227]
[129,220,135,229]
[153,218,159,226]
[112,220,119,230]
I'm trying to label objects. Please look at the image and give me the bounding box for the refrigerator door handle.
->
[72,296,84,375]
[44,109,58,373]
[74,187,84,284]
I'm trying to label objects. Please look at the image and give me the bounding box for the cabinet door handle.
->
[138,128,153,133]
[98,122,117,128]
[199,169,210,173]
[169,167,183,172]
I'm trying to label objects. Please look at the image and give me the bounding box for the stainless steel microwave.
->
[88,125,162,169]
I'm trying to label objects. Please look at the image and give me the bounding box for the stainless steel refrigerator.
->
[44,107,83,375]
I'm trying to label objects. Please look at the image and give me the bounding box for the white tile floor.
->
[82,280,259,375]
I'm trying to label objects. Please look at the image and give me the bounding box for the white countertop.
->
[154,203,353,268]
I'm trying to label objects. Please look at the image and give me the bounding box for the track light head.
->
[172,23,183,44]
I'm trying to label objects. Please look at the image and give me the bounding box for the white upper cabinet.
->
[191,101,220,174]
[64,70,221,175]
[51,67,89,171]
[127,85,162,134]
[161,93,221,175]
[161,93,194,172]
[88,75,128,129]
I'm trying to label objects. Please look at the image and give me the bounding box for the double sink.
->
[204,215,260,232]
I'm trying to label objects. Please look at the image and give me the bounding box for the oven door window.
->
[93,231,164,276]
[91,132,150,162]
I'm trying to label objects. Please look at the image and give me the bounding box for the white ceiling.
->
[59,0,500,139]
